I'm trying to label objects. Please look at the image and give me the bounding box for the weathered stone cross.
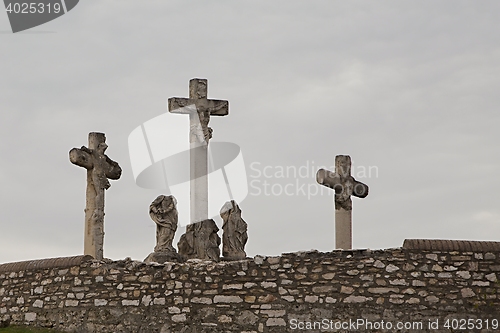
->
[317,155,369,249]
[69,132,122,260]
[168,78,229,225]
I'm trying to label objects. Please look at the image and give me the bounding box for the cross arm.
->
[316,168,341,193]
[317,168,369,198]
[352,179,369,198]
[69,147,93,170]
[104,155,122,180]
[69,146,121,180]
[168,97,229,116]
[168,97,196,114]
[206,99,229,116]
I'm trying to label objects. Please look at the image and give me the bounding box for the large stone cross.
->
[168,78,229,224]
[316,155,369,249]
[69,132,122,260]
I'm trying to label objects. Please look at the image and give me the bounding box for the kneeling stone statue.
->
[144,195,181,263]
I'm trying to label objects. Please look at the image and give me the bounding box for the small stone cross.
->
[317,155,368,249]
[168,78,229,224]
[69,132,122,260]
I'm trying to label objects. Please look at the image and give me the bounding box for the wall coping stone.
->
[0,255,93,273]
[403,239,500,252]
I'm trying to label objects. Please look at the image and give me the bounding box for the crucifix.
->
[69,132,122,260]
[317,155,369,249]
[168,78,229,225]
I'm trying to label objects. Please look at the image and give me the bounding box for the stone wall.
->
[0,248,499,333]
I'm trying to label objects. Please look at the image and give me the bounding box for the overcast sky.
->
[1,1,499,264]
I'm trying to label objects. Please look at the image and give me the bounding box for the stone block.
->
[343,296,371,303]
[214,295,243,303]
[266,318,286,326]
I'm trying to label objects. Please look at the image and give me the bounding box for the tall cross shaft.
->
[317,155,369,249]
[69,132,122,260]
[168,79,229,224]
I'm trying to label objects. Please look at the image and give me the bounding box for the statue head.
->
[220,200,240,220]
[150,195,177,215]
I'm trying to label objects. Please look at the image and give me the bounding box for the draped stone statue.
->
[178,219,221,262]
[144,195,181,263]
[221,200,248,260]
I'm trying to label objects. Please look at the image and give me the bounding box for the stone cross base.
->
[335,208,352,250]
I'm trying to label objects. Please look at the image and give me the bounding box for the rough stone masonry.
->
[0,242,499,333]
